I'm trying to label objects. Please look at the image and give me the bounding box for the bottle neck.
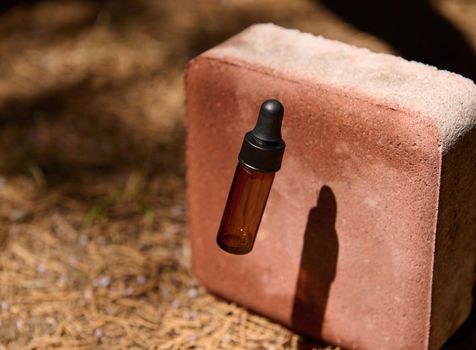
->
[238,131,285,173]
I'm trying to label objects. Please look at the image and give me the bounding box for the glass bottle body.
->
[217,163,275,254]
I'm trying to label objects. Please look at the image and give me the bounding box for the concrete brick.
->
[185,24,476,350]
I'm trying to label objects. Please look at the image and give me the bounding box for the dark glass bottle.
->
[217,163,275,254]
[217,99,286,255]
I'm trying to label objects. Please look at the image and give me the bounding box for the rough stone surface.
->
[185,24,476,350]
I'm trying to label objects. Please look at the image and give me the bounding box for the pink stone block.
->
[185,24,476,350]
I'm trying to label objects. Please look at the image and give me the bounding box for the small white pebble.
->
[44,317,54,326]
[172,299,182,308]
[222,333,231,344]
[170,204,184,216]
[79,234,89,246]
[84,289,93,300]
[8,226,19,236]
[36,263,46,273]
[57,273,68,287]
[10,209,32,223]
[95,328,103,338]
[93,276,111,288]
[1,301,9,311]
[185,311,197,320]
[160,287,171,299]
[187,288,199,299]
[15,320,22,330]
[164,224,181,237]
[136,275,146,285]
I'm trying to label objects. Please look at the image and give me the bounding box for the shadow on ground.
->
[0,75,185,185]
[319,0,476,81]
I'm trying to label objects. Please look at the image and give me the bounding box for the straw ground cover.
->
[0,0,474,349]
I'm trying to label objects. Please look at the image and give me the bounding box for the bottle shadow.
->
[291,185,339,339]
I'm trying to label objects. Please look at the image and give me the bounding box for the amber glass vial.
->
[217,99,285,255]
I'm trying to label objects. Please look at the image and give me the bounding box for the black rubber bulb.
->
[251,99,284,142]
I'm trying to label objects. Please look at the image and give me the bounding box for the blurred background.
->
[0,0,474,349]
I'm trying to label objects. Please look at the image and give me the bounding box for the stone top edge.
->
[198,23,476,151]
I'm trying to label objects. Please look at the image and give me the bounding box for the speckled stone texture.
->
[185,24,476,350]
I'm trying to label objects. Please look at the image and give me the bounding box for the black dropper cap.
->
[238,99,285,172]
